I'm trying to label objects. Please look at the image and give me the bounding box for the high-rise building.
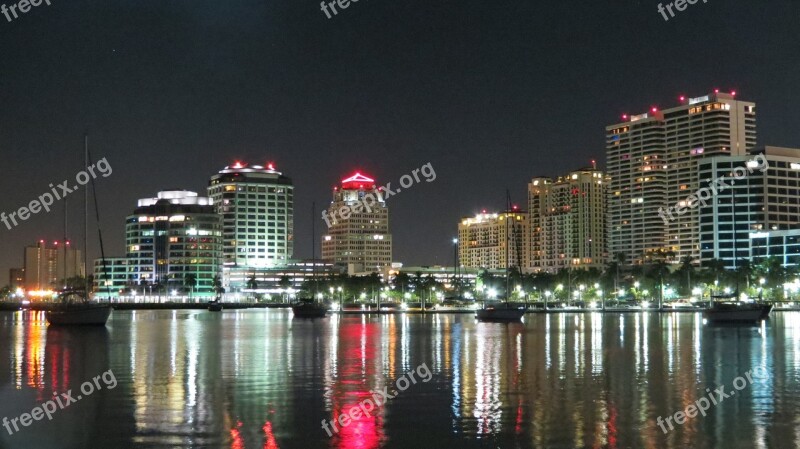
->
[458,210,528,270]
[208,162,294,268]
[698,146,800,269]
[606,91,756,265]
[125,190,221,296]
[23,240,83,291]
[528,167,607,273]
[321,172,392,274]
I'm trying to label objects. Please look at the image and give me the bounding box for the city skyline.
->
[3,88,800,281]
[2,0,800,280]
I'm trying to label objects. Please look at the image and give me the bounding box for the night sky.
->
[1,0,799,279]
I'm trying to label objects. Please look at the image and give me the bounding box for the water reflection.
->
[0,310,795,448]
[0,312,110,449]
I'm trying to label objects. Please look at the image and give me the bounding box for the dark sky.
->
[1,0,799,280]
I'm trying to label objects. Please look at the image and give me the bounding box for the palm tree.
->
[246,275,258,290]
[392,272,411,293]
[278,275,292,303]
[735,259,752,291]
[678,255,694,296]
[648,259,670,309]
[212,275,225,298]
[184,273,197,301]
[704,258,728,294]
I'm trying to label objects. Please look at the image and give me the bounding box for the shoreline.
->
[3,302,800,314]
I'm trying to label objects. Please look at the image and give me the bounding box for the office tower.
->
[528,167,607,273]
[606,91,756,265]
[321,172,392,274]
[208,162,294,268]
[698,146,800,269]
[458,210,528,270]
[125,190,221,296]
[23,240,83,291]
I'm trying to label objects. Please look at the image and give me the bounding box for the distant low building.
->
[9,268,24,290]
[230,259,344,295]
[23,240,83,291]
[92,258,131,297]
[383,264,502,292]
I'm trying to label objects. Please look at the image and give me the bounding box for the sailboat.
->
[476,191,526,322]
[46,136,113,326]
[702,290,769,324]
[292,202,329,319]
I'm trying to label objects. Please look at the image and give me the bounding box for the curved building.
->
[125,190,221,296]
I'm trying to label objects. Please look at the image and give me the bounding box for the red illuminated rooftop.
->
[341,172,376,190]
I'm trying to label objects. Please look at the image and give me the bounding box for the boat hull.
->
[476,305,525,322]
[46,304,112,326]
[292,303,329,319]
[703,303,765,323]
[208,302,223,312]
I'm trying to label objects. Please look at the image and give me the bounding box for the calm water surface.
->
[0,310,797,449]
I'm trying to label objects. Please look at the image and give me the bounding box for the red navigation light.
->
[512,205,518,210]
[267,162,275,170]
[233,161,244,169]
[622,114,628,120]
[53,241,58,245]
[679,95,685,102]
[651,107,658,113]
[714,89,720,93]
[482,209,487,214]
[731,90,737,96]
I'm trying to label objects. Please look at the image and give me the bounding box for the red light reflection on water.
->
[329,321,384,449]
[263,421,279,449]
[230,421,245,449]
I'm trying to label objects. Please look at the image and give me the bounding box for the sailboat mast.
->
[64,198,68,289]
[505,190,510,298]
[312,202,317,296]
[84,135,89,295]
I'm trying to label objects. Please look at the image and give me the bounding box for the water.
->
[0,310,797,449]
